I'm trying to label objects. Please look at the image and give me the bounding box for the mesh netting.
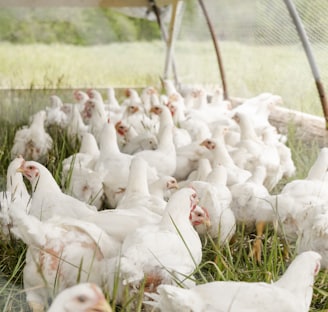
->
[176,0,328,116]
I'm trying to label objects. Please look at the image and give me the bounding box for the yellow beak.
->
[16,167,24,173]
[87,298,112,312]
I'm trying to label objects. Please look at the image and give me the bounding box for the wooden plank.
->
[0,0,175,7]
[163,0,181,80]
[269,106,328,147]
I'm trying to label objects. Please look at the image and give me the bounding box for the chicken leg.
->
[250,221,266,263]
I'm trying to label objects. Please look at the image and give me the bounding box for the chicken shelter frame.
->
[1,0,328,128]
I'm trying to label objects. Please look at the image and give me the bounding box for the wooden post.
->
[198,0,228,100]
[163,0,182,81]
[149,0,180,86]
[284,0,328,129]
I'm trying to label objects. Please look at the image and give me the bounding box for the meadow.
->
[0,40,327,115]
[0,40,328,311]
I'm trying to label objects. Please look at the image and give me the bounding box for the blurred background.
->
[0,0,328,115]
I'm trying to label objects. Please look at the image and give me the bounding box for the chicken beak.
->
[87,298,112,312]
[167,181,179,190]
[16,163,25,173]
[149,106,157,114]
[204,217,211,229]
[202,206,211,229]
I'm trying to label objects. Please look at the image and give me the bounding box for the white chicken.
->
[82,157,166,243]
[141,85,161,112]
[61,132,103,210]
[11,110,53,162]
[150,104,191,149]
[148,175,179,202]
[230,166,275,261]
[115,156,168,217]
[65,167,105,210]
[306,147,328,181]
[120,101,155,136]
[9,202,119,312]
[48,283,112,312]
[230,111,273,176]
[18,159,97,221]
[190,164,235,244]
[105,188,209,304]
[180,158,213,189]
[96,121,157,208]
[134,125,177,177]
[0,156,30,236]
[166,92,212,142]
[146,251,321,312]
[115,120,158,155]
[105,86,122,116]
[61,132,100,188]
[45,95,69,128]
[65,104,89,143]
[82,91,108,144]
[200,137,252,186]
[184,86,231,126]
[231,92,281,134]
[268,148,328,245]
[73,89,89,111]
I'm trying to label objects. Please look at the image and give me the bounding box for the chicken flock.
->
[0,81,326,311]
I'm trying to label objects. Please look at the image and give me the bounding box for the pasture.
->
[0,40,328,311]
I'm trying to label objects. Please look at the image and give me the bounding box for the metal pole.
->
[198,0,228,100]
[284,0,328,129]
[149,0,180,86]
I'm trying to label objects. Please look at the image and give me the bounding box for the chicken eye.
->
[77,295,87,303]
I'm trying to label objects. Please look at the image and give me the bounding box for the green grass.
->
[0,98,326,311]
[0,40,327,116]
[0,41,328,310]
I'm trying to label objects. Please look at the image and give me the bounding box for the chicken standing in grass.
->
[230,165,275,262]
[105,188,210,305]
[146,251,321,312]
[11,110,53,162]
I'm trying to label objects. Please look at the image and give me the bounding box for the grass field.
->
[0,40,327,116]
[1,41,328,311]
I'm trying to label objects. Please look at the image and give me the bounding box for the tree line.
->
[0,0,327,45]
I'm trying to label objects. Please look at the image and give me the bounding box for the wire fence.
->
[177,0,328,116]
